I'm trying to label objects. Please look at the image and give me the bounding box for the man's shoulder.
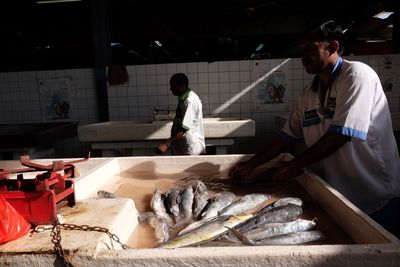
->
[342,59,376,75]
[187,90,201,102]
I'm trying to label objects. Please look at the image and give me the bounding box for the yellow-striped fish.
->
[159,213,253,249]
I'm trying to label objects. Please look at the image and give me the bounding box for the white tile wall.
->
[0,54,399,154]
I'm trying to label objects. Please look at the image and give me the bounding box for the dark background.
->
[1,0,398,71]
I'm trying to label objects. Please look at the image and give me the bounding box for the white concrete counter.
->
[1,154,399,266]
[78,117,255,142]
[78,117,255,155]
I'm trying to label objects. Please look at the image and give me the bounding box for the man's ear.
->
[327,40,339,54]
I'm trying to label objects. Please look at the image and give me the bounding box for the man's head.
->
[299,21,344,74]
[170,73,189,96]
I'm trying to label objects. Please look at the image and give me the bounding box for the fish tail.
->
[225,226,254,245]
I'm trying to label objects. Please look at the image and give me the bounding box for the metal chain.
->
[50,220,74,267]
[34,220,132,267]
[57,222,132,250]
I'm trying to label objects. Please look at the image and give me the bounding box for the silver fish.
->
[165,188,181,222]
[150,188,174,227]
[178,191,239,236]
[138,211,156,223]
[222,203,303,243]
[148,215,170,244]
[97,190,117,199]
[218,193,270,217]
[274,197,303,207]
[230,229,325,245]
[192,180,210,218]
[201,191,236,220]
[159,214,253,249]
[179,191,236,235]
[244,218,316,241]
[175,185,194,226]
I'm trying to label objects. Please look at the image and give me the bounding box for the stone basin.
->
[1,154,399,266]
[78,117,255,142]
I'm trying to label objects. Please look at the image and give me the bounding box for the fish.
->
[229,229,325,245]
[221,203,303,243]
[192,180,210,218]
[178,192,235,234]
[138,211,156,223]
[200,191,236,220]
[150,188,174,227]
[139,211,170,244]
[243,218,316,241]
[174,185,194,227]
[97,190,117,199]
[218,193,270,217]
[148,215,170,244]
[159,213,253,249]
[178,219,208,236]
[273,197,303,207]
[165,188,181,222]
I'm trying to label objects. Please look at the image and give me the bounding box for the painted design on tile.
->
[380,56,396,95]
[256,71,287,104]
[38,76,72,120]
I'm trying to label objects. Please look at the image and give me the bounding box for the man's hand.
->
[155,141,170,154]
[229,161,254,179]
[272,160,304,181]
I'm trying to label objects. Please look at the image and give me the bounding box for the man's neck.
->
[319,55,340,85]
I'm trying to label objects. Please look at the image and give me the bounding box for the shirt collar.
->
[311,57,343,92]
[178,88,191,101]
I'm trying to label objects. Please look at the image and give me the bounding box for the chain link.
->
[57,222,131,249]
[51,220,74,267]
[34,219,132,267]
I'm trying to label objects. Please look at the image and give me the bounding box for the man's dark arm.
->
[229,135,291,178]
[274,131,350,180]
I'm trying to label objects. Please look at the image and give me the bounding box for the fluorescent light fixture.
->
[373,11,394,20]
[111,42,121,47]
[255,43,264,51]
[37,0,81,3]
[154,40,162,47]
[35,45,51,49]
[366,39,386,43]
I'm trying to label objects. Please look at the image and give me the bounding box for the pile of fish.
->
[140,180,325,249]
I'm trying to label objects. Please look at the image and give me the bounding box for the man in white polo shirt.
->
[156,73,205,155]
[229,21,400,238]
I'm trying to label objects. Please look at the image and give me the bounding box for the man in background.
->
[156,73,205,155]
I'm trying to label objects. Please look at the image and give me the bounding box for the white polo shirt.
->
[171,89,205,155]
[280,58,400,214]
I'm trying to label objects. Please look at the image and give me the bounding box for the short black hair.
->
[302,20,344,54]
[170,73,189,86]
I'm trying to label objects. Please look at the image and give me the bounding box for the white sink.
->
[78,117,255,142]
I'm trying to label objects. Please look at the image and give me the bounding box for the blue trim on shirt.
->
[303,117,322,127]
[328,124,367,140]
[278,129,304,144]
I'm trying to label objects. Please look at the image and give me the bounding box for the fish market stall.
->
[0,154,399,266]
